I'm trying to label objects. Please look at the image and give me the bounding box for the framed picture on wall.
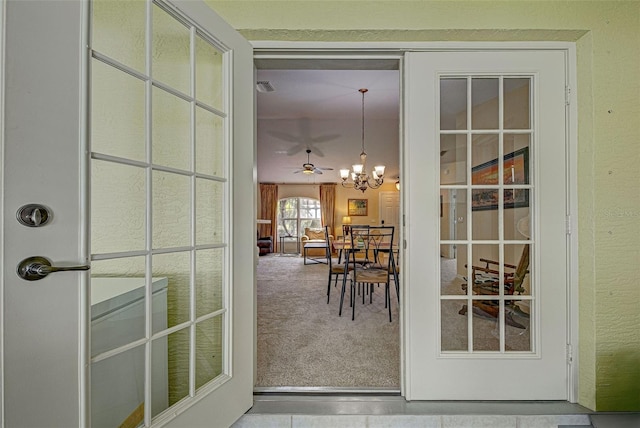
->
[348,199,368,216]
[471,147,529,211]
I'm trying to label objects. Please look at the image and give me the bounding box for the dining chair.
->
[339,225,396,322]
[325,226,353,304]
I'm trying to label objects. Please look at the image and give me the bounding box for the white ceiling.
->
[256,68,401,184]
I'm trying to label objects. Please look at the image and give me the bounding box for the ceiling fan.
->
[293,149,334,175]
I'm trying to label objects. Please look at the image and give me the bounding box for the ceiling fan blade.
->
[317,167,334,171]
[292,169,303,174]
[313,169,323,174]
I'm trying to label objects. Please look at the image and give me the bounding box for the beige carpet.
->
[256,254,400,388]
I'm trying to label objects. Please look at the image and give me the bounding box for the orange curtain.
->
[319,183,336,234]
[259,183,278,238]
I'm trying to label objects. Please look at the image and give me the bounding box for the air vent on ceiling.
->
[256,80,275,93]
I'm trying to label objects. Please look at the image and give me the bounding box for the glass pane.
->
[279,198,298,219]
[300,218,321,229]
[196,315,224,390]
[195,249,224,317]
[91,60,145,161]
[92,0,146,73]
[91,257,146,357]
[150,335,169,418]
[469,244,500,296]
[161,328,191,413]
[153,171,191,249]
[440,189,467,241]
[153,251,190,329]
[92,160,146,254]
[471,78,499,130]
[440,244,466,296]
[441,300,468,351]
[152,4,190,95]
[440,134,467,185]
[195,35,223,110]
[505,300,532,351]
[440,78,467,130]
[152,87,191,171]
[504,188,529,211]
[280,219,298,237]
[505,244,531,296]
[91,345,145,428]
[472,300,500,351]
[471,134,499,185]
[195,107,224,177]
[196,178,223,246]
[505,209,531,241]
[504,78,531,129]
[471,190,499,240]
[503,141,530,185]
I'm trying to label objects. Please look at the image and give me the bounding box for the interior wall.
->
[207,0,640,411]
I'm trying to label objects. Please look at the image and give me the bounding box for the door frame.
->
[252,41,579,402]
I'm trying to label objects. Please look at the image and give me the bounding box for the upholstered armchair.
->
[257,230,273,256]
[301,227,333,264]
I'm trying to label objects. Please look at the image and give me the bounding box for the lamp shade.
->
[342,216,352,225]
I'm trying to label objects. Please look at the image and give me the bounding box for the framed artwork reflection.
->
[471,147,529,211]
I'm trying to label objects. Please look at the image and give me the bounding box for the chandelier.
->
[340,88,385,193]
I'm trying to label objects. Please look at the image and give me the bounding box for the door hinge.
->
[566,215,572,235]
[403,239,407,250]
[567,344,573,365]
[565,86,571,106]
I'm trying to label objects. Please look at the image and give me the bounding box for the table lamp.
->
[342,216,352,236]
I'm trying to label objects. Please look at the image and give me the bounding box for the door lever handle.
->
[17,256,90,281]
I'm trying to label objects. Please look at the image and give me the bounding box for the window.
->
[277,197,321,238]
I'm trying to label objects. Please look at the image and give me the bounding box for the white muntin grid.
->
[88,1,232,425]
[438,75,535,356]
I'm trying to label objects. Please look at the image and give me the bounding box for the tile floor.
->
[232,395,595,427]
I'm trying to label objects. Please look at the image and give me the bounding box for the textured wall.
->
[206,0,640,411]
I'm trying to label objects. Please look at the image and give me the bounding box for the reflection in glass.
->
[469,244,500,295]
[195,249,224,317]
[471,300,500,351]
[152,87,191,171]
[160,328,191,413]
[471,191,499,240]
[440,244,466,296]
[471,134,499,185]
[196,316,224,390]
[90,257,146,357]
[195,35,224,110]
[504,135,531,185]
[471,78,499,130]
[440,78,467,130]
[440,134,467,185]
[505,300,532,351]
[152,4,191,94]
[153,251,191,329]
[504,78,531,130]
[92,0,146,73]
[440,189,467,241]
[505,209,531,241]
[153,171,191,249]
[195,107,224,177]
[91,60,146,162]
[441,300,468,351]
[91,345,146,427]
[504,244,531,296]
[196,178,223,246]
[91,160,146,255]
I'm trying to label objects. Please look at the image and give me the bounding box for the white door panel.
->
[404,51,568,400]
[2,1,253,426]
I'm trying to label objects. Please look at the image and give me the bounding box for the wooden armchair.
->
[460,245,530,329]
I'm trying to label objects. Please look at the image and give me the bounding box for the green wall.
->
[205,0,640,411]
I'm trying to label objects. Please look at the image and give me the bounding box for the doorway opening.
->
[254,56,402,392]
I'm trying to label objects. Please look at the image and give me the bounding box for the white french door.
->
[404,50,570,400]
[2,1,254,426]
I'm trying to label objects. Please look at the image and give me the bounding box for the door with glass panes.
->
[405,50,570,400]
[2,1,254,426]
